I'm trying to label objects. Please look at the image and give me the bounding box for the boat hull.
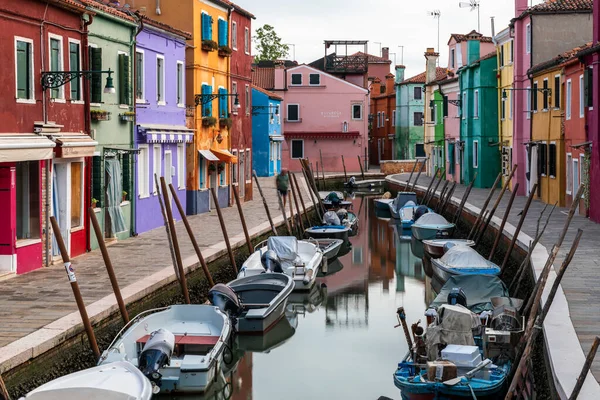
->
[422,239,475,258]
[316,239,344,260]
[375,198,393,211]
[411,224,455,241]
[431,258,501,287]
[305,227,350,241]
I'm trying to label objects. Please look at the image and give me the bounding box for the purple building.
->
[134,18,193,234]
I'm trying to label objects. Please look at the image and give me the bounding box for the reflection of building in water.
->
[392,224,425,293]
[230,353,253,400]
[424,275,436,307]
[368,200,397,291]
[325,285,369,329]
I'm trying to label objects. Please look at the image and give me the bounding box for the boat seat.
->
[136,334,219,346]
[245,308,266,319]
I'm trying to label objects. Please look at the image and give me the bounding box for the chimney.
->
[274,60,285,90]
[595,0,599,44]
[385,74,395,95]
[466,31,481,66]
[395,65,405,84]
[424,48,439,85]
[515,0,528,17]
[371,78,382,97]
[382,47,389,61]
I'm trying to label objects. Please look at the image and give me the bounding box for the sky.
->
[235,0,544,78]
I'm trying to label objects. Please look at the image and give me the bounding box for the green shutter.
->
[16,41,30,99]
[92,155,103,207]
[135,52,143,100]
[119,54,130,105]
[69,42,80,100]
[122,154,131,201]
[90,47,103,103]
[585,68,594,108]
[50,39,60,99]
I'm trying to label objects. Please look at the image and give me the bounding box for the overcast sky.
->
[235,0,544,78]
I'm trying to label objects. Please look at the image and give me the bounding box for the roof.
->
[220,0,256,19]
[529,42,593,75]
[400,67,448,85]
[252,85,283,101]
[477,51,497,63]
[80,0,137,22]
[514,0,593,21]
[50,0,89,13]
[447,30,493,45]
[325,40,369,46]
[252,67,275,90]
[351,52,391,64]
[141,15,192,39]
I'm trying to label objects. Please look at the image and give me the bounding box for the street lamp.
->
[41,69,115,93]
[195,93,240,109]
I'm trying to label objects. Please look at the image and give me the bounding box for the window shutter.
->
[443,96,448,117]
[70,43,80,100]
[448,143,455,175]
[208,15,213,41]
[585,68,594,108]
[90,47,103,103]
[92,155,103,207]
[202,14,208,40]
[219,88,228,117]
[218,19,225,46]
[16,41,30,99]
[202,85,212,116]
[122,154,131,200]
[118,54,130,105]
[223,20,228,47]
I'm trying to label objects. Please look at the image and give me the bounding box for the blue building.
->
[252,85,283,176]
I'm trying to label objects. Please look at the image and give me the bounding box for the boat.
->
[208,273,293,333]
[344,177,384,189]
[305,225,351,241]
[21,361,153,399]
[314,238,344,260]
[431,245,501,288]
[323,199,353,210]
[238,237,323,291]
[374,198,394,211]
[319,191,344,200]
[411,212,455,240]
[422,239,476,259]
[337,209,359,236]
[98,305,232,394]
[319,257,344,276]
[388,192,418,219]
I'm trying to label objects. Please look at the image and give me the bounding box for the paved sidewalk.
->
[389,173,600,384]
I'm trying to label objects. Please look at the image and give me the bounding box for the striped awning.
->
[199,149,219,161]
[138,124,194,144]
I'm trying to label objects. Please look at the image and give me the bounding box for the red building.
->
[228,2,255,202]
[369,74,396,164]
[0,0,95,275]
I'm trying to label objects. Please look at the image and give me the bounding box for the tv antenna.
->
[459,0,480,32]
[427,10,441,65]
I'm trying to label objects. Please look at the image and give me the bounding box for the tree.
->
[253,24,289,62]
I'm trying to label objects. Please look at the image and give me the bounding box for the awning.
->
[0,134,56,163]
[138,124,195,143]
[51,133,98,158]
[270,136,285,142]
[199,149,219,161]
[212,148,238,164]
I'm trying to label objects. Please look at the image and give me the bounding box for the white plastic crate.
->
[441,344,482,367]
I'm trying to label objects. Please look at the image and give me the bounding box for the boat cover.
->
[267,237,298,262]
[430,275,509,314]
[437,246,497,270]
[414,212,450,226]
[425,304,479,361]
[325,192,342,203]
[392,192,417,211]
[323,211,341,226]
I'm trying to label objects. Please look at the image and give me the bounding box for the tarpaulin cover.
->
[323,211,341,226]
[430,275,509,314]
[425,304,479,361]
[267,237,298,261]
[414,212,451,227]
[325,192,342,203]
[437,246,498,271]
[392,192,417,212]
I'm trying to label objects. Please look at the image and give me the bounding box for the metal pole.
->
[290,175,305,233]
[50,216,100,359]
[488,183,519,260]
[168,184,215,287]
[232,185,253,254]
[161,177,191,304]
[467,172,502,240]
[252,171,277,236]
[209,187,238,273]
[89,208,129,324]
[292,174,310,229]
[409,158,427,192]
[341,155,348,182]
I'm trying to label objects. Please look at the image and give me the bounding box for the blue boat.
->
[305,225,350,241]
[388,192,418,219]
[431,245,501,287]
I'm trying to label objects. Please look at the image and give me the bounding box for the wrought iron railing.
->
[325,55,369,74]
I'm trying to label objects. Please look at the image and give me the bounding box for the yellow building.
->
[495,28,515,189]
[530,64,565,207]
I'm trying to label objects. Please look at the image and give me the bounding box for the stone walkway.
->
[389,173,600,383]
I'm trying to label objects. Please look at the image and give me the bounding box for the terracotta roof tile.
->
[220,0,256,19]
[351,52,392,64]
[252,67,275,90]
[448,30,493,45]
[528,0,593,13]
[140,15,192,39]
[401,67,448,84]
[252,85,283,101]
[49,0,89,13]
[80,0,136,22]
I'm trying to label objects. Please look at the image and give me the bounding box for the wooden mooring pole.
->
[252,171,277,236]
[277,191,293,235]
[292,173,310,228]
[453,172,478,224]
[425,171,444,207]
[155,175,183,290]
[404,160,419,192]
[231,185,253,254]
[341,155,348,182]
[0,374,10,400]
[290,175,305,233]
[210,187,238,273]
[168,184,215,287]
[50,216,100,359]
[409,158,428,192]
[288,188,296,234]
[89,208,129,324]
[358,155,365,180]
[435,181,449,212]
[319,149,326,188]
[488,183,520,260]
[440,182,457,215]
[570,336,600,400]
[300,168,320,222]
[422,167,439,204]
[468,172,502,240]
[315,161,320,191]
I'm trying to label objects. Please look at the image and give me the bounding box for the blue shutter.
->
[223,21,228,47]
[218,20,225,47]
[207,85,213,116]
[207,15,213,41]
[202,13,208,40]
[219,88,227,117]
[202,84,212,117]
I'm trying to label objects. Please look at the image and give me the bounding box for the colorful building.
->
[133,17,193,235]
[495,27,515,189]
[308,41,371,89]
[251,85,283,177]
[458,34,500,188]
[423,48,448,175]
[369,74,396,164]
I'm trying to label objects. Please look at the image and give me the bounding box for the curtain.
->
[105,158,127,235]
[52,168,60,256]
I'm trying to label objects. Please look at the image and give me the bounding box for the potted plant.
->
[208,163,217,173]
[202,116,217,127]
[218,45,232,57]
[219,117,232,130]
[91,109,111,121]
[217,163,225,173]
[91,198,99,208]
[201,39,218,52]
[122,191,128,202]
[119,111,135,122]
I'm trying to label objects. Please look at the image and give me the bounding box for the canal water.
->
[220,196,428,400]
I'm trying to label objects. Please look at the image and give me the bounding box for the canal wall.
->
[386,175,600,400]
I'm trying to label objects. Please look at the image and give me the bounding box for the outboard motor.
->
[447,287,467,308]
[138,328,175,389]
[208,283,243,316]
[336,208,348,221]
[413,205,430,222]
[347,176,356,187]
[261,249,283,273]
[323,211,341,226]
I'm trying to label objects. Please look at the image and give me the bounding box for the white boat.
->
[431,245,501,286]
[319,191,344,200]
[20,361,152,400]
[314,238,344,260]
[98,305,232,394]
[238,237,323,291]
[411,212,455,240]
[374,198,393,211]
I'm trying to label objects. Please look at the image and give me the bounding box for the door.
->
[164,150,173,209]
[377,139,382,164]
[239,151,245,198]
[573,158,579,205]
[52,163,70,255]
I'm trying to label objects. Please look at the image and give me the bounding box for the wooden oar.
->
[443,359,492,386]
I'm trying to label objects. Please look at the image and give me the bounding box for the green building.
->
[395,66,426,160]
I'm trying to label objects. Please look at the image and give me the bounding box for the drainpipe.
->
[529,16,537,197]
[83,14,93,252]
[155,0,161,15]
[131,15,143,236]
[438,84,447,180]
[41,5,50,265]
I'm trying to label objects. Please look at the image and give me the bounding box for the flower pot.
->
[119,114,135,122]
[91,112,110,121]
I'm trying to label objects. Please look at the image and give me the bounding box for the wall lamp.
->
[41,69,115,93]
[195,93,240,109]
[502,87,551,101]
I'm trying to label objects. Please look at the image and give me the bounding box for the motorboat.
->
[208,273,293,333]
[319,191,344,200]
[388,192,418,219]
[411,212,455,240]
[431,245,501,287]
[305,225,351,241]
[422,239,475,259]
[320,191,352,210]
[337,209,358,236]
[20,361,153,399]
[238,237,323,291]
[374,198,394,211]
[98,305,232,394]
[314,238,344,261]
[344,177,384,189]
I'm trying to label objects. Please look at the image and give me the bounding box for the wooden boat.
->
[21,361,153,399]
[314,238,344,260]
[208,273,293,333]
[411,212,455,240]
[422,239,475,258]
[305,225,351,241]
[238,237,323,291]
[344,178,384,189]
[431,245,501,286]
[374,198,393,211]
[98,305,232,394]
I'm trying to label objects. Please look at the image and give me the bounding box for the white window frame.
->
[138,144,150,198]
[245,84,250,115]
[244,27,250,55]
[509,40,514,63]
[433,103,438,124]
[290,139,304,159]
[392,109,396,126]
[580,154,585,198]
[245,147,251,183]
[291,73,302,86]
[276,104,281,124]
[542,78,549,111]
[473,90,479,118]
[376,111,381,128]
[526,85,532,119]
[462,92,467,119]
[526,23,531,54]
[67,38,83,103]
[135,49,145,103]
[156,54,166,105]
[14,36,35,104]
[177,143,185,189]
[48,33,65,102]
[176,60,185,108]
[153,144,161,194]
[269,102,274,124]
[473,140,479,168]
[351,103,361,121]
[287,103,300,122]
[382,111,386,127]
[309,73,321,86]
[579,74,585,118]
[566,152,573,195]
[231,21,238,50]
[566,79,572,120]
[450,48,455,69]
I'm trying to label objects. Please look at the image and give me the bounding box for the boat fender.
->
[303,269,313,285]
[138,328,175,388]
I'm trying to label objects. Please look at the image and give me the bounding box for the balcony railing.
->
[325,55,369,74]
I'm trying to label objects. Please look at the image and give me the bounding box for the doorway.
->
[239,151,245,198]
[164,150,173,209]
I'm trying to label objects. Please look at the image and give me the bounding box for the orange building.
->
[369,74,396,164]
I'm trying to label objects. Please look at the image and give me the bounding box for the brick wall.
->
[380,160,420,175]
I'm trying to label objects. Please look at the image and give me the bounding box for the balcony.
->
[325,55,369,74]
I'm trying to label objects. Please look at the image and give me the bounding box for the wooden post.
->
[0,374,10,400]
[440,182,457,215]
[89,208,129,324]
[341,155,348,182]
[168,184,215,287]
[425,171,444,207]
[453,172,478,224]
[468,172,502,240]
[252,171,277,236]
[315,161,320,190]
[319,149,326,186]
[231,185,253,254]
[210,187,238,273]
[488,183,519,260]
[292,174,310,229]
[404,160,419,191]
[435,180,449,212]
[422,167,439,204]
[49,216,100,359]
[364,147,368,174]
[358,155,365,180]
[277,191,292,235]
[570,336,600,400]
[409,158,427,192]
[288,189,296,233]
[302,159,327,216]
[500,184,538,272]
[155,175,181,286]
[300,167,321,222]
[161,177,191,304]
[290,175,305,233]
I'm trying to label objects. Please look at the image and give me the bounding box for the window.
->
[532,82,538,112]
[15,37,34,101]
[540,142,547,176]
[291,73,302,85]
[542,79,549,110]
[585,67,594,108]
[231,21,237,50]
[473,90,479,118]
[156,55,165,104]
[566,79,572,120]
[376,112,381,128]
[232,150,238,184]
[526,24,531,54]
[199,156,206,188]
[349,104,362,120]
[566,153,573,194]
[554,75,560,109]
[291,139,303,159]
[413,112,423,126]
[68,40,81,101]
[177,144,185,189]
[49,35,64,100]
[275,104,281,123]
[579,74,585,117]
[510,40,514,63]
[462,92,467,119]
[309,74,320,86]
[218,17,228,47]
[443,96,449,117]
[201,83,212,116]
[450,48,455,69]
[16,161,40,240]
[153,145,161,194]
[510,91,513,119]
[415,143,425,158]
[392,110,396,126]
[457,47,463,67]
[473,141,479,168]
[269,102,274,124]
[137,145,149,198]
[574,157,580,198]
[176,61,184,106]
[287,104,300,121]
[135,50,144,102]
[245,149,251,181]
[218,87,228,118]
[526,86,531,119]
[548,142,557,178]
[118,52,130,106]
[245,84,250,115]
[70,162,83,228]
[501,96,506,120]
[244,27,249,55]
[382,112,386,127]
[500,45,505,67]
[89,46,102,104]
[201,12,213,41]
[342,121,348,132]
[414,86,422,100]
[580,154,585,198]
[431,104,436,124]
